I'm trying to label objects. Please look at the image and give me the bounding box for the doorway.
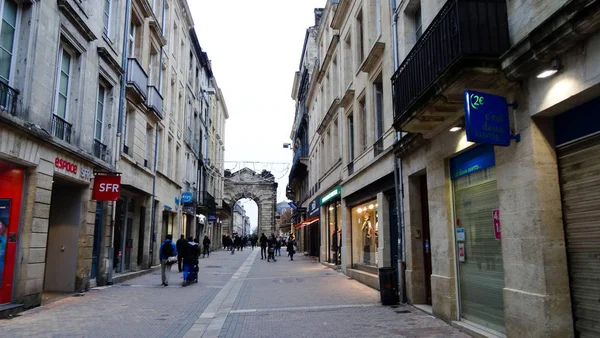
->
[44,178,84,293]
[90,201,103,281]
[420,175,432,305]
[137,206,145,267]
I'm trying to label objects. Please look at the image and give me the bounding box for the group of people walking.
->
[159,232,298,287]
[258,233,296,262]
[159,234,211,287]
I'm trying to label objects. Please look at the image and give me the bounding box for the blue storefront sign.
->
[450,144,495,180]
[464,90,511,147]
[181,192,193,203]
[208,213,217,221]
[308,197,320,218]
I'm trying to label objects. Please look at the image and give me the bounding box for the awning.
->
[295,216,319,230]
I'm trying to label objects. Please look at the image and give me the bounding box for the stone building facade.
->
[391,0,600,337]
[0,0,227,311]
[289,0,600,337]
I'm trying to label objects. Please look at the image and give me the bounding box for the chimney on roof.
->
[314,8,324,26]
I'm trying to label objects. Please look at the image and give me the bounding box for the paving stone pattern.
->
[0,248,470,338]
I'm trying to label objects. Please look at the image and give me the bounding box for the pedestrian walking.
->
[183,237,200,286]
[176,234,187,272]
[275,236,282,256]
[287,235,297,261]
[259,233,268,260]
[268,233,277,262]
[222,235,227,250]
[251,236,256,250]
[202,235,211,258]
[159,235,177,286]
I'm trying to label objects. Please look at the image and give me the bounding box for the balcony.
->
[0,82,18,116]
[93,139,108,161]
[198,191,216,212]
[392,0,510,136]
[146,85,163,119]
[126,58,148,100]
[52,115,73,144]
[289,145,309,184]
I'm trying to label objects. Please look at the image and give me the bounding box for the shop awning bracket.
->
[508,101,521,143]
[93,170,122,176]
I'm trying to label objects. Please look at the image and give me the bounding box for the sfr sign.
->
[92,175,121,201]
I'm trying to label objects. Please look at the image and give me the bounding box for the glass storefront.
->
[351,200,379,267]
[451,144,504,333]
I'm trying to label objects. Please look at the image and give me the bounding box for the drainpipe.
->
[149,0,167,269]
[391,0,406,304]
[108,0,132,284]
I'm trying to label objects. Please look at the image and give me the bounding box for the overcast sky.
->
[188,0,325,229]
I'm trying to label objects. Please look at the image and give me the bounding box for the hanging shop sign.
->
[308,197,320,218]
[181,192,193,203]
[493,209,501,240]
[92,175,121,201]
[208,213,217,221]
[320,187,341,205]
[464,90,511,147]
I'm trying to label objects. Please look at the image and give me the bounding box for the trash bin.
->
[379,267,398,306]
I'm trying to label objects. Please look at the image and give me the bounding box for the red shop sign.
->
[55,157,78,175]
[493,209,501,240]
[92,175,121,201]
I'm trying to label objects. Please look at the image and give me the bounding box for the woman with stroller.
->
[183,237,200,286]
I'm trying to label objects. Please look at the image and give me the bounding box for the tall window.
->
[123,111,130,153]
[0,0,18,85]
[128,23,136,58]
[348,113,354,162]
[414,5,423,40]
[55,48,72,119]
[95,84,105,142]
[373,77,384,140]
[103,0,111,37]
[356,11,364,65]
[145,124,153,167]
[359,97,367,152]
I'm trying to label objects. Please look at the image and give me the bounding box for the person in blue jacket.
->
[159,234,177,286]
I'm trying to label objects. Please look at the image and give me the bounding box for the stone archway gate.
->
[223,168,278,236]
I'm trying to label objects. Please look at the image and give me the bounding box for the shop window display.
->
[352,201,378,267]
[327,202,342,264]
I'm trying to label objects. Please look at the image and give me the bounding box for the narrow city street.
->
[0,248,468,338]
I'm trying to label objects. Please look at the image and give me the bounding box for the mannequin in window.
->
[362,215,373,264]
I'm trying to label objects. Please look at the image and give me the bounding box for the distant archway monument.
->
[223,168,278,236]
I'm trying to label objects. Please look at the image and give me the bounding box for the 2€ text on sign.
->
[92,175,122,201]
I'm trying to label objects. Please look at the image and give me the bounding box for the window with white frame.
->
[0,0,18,86]
[95,84,106,142]
[128,22,136,58]
[55,48,72,120]
[103,0,111,37]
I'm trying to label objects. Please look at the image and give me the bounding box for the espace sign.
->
[92,175,122,201]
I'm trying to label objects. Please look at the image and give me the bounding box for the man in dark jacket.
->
[259,233,268,260]
[176,235,187,272]
[202,236,211,258]
[183,237,200,285]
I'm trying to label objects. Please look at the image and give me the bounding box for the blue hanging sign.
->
[181,192,193,203]
[464,90,511,147]
[208,213,217,221]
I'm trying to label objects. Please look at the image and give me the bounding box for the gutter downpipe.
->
[108,0,132,284]
[149,0,167,268]
[391,0,406,304]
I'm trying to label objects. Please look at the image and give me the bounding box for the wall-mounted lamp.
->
[449,126,462,132]
[537,60,562,79]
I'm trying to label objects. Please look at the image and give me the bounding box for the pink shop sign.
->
[493,209,501,240]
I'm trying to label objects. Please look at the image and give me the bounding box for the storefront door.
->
[558,133,600,337]
[0,162,24,304]
[420,176,432,305]
[90,202,103,280]
[451,144,504,333]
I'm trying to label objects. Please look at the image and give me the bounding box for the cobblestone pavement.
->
[0,248,470,338]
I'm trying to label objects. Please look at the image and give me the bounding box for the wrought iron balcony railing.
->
[146,85,163,119]
[52,114,73,144]
[126,58,148,99]
[392,0,510,127]
[93,139,108,160]
[0,82,18,116]
[199,191,216,210]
